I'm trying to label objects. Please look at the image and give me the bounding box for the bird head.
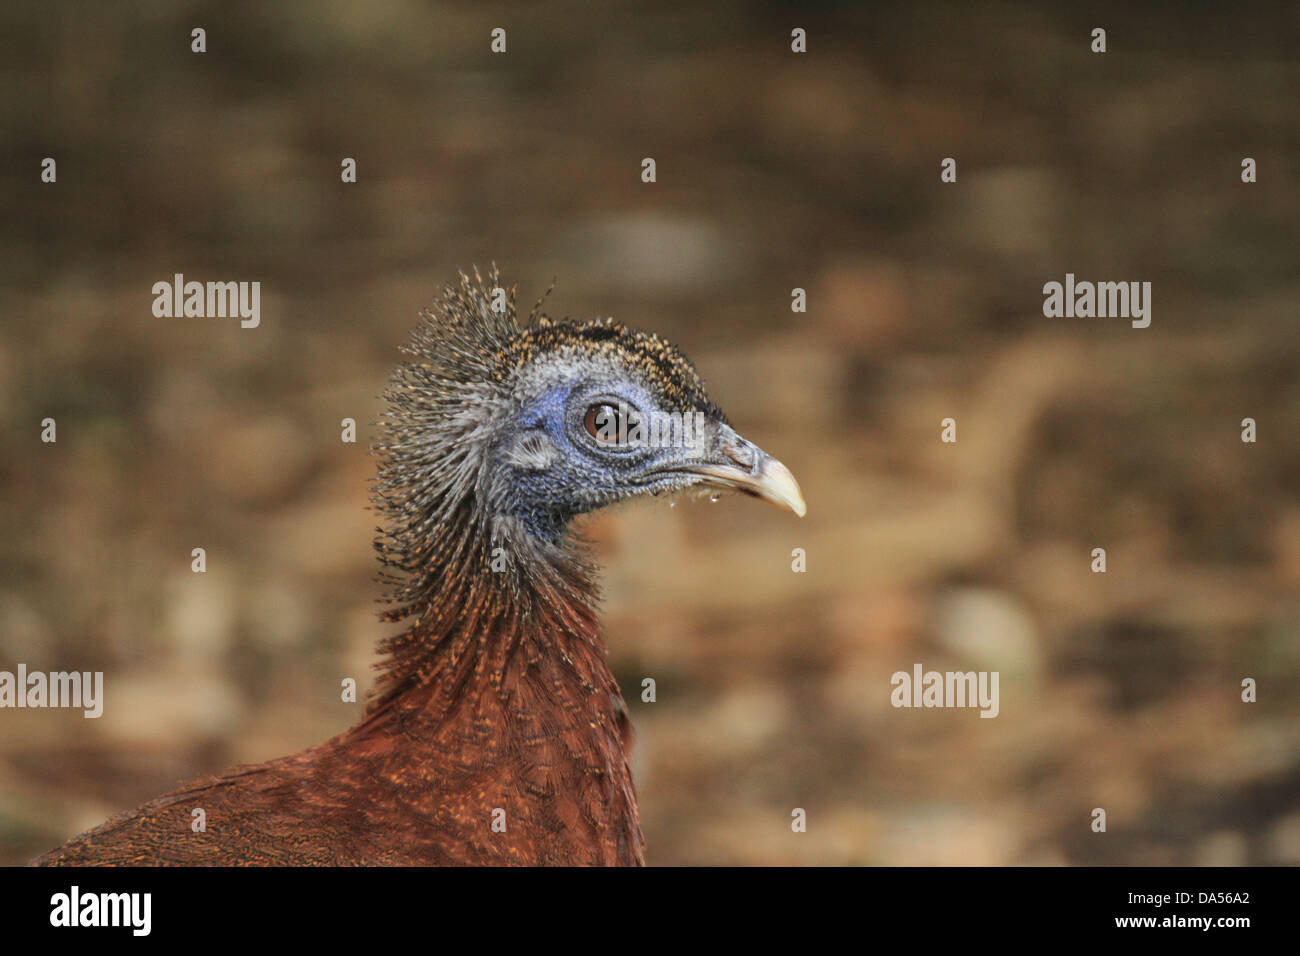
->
[374,269,805,589]
[486,314,806,541]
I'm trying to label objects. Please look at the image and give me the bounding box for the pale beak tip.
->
[758,456,807,518]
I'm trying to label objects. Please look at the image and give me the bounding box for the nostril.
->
[721,436,758,473]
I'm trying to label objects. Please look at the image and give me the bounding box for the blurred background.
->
[2,1,1298,865]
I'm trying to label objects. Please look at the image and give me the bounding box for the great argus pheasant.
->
[34,269,806,866]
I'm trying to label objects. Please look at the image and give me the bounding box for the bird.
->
[33,268,805,866]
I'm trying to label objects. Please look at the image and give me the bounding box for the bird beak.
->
[681,427,807,517]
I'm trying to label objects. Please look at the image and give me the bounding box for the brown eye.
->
[584,403,623,444]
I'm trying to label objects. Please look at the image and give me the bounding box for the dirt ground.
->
[1,1,1298,864]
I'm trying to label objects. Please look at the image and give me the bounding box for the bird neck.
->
[361,502,643,863]
[368,497,609,721]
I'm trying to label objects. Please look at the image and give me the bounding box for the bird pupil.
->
[585,403,622,443]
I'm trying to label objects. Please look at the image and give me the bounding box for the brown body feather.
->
[36,613,640,865]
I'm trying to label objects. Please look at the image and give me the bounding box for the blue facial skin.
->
[521,385,572,451]
[505,381,666,543]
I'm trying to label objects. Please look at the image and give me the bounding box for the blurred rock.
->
[1195,830,1249,866]
[163,571,237,662]
[1269,812,1300,864]
[935,587,1042,680]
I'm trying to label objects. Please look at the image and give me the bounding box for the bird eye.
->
[584,402,624,444]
